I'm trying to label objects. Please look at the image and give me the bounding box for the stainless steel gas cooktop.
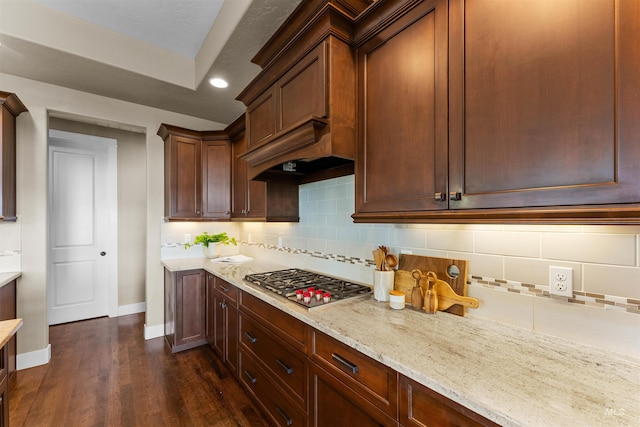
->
[244,268,371,309]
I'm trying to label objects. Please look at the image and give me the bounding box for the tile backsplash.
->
[160,175,640,357]
[0,220,21,273]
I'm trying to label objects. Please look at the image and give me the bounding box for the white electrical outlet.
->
[549,266,573,297]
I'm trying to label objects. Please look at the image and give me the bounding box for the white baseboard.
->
[117,302,147,316]
[144,323,164,340]
[17,344,51,370]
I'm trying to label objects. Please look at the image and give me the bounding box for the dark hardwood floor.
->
[9,313,270,427]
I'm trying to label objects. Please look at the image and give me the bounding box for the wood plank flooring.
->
[9,313,271,427]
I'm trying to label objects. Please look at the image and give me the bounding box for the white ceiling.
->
[0,0,302,125]
[31,0,225,59]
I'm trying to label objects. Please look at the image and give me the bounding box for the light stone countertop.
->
[0,318,22,349]
[163,257,640,427]
[0,272,20,289]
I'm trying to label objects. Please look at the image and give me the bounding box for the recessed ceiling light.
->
[209,78,228,88]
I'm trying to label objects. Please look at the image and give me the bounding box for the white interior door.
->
[47,129,118,325]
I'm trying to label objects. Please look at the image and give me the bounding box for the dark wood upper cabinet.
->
[353,0,640,224]
[227,115,267,221]
[354,0,449,215]
[448,0,640,212]
[158,124,230,221]
[201,134,231,219]
[237,2,359,184]
[0,91,28,221]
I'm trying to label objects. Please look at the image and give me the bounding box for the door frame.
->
[47,129,119,320]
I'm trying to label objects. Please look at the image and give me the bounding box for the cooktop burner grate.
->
[244,269,371,309]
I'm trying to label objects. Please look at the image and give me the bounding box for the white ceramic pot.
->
[204,243,223,258]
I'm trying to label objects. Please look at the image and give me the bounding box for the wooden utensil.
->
[385,254,398,271]
[410,269,424,309]
[433,279,479,311]
[372,248,384,271]
[423,271,438,314]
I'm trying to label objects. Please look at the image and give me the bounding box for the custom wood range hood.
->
[236,0,373,184]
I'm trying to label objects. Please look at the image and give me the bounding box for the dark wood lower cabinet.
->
[310,362,398,427]
[168,271,499,426]
[0,372,7,427]
[208,275,239,378]
[400,375,498,427]
[164,269,207,353]
[240,349,307,427]
[0,281,16,379]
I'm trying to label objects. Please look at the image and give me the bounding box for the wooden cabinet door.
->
[201,139,231,219]
[277,42,327,130]
[231,130,266,220]
[0,92,27,221]
[448,0,640,210]
[310,363,398,427]
[211,278,239,378]
[0,281,16,378]
[174,270,206,352]
[246,87,276,150]
[166,136,202,219]
[0,374,7,427]
[354,0,449,216]
[226,302,239,378]
[212,293,225,360]
[205,273,215,348]
[400,375,498,427]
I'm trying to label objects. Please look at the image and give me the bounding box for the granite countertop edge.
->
[0,272,20,289]
[162,257,640,427]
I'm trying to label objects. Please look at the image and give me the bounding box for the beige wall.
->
[48,118,146,307]
[0,72,223,360]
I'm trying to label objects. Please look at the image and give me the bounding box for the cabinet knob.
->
[449,191,462,201]
[196,210,201,214]
[434,192,446,201]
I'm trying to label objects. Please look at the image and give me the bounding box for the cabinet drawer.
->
[240,313,308,406]
[213,276,238,304]
[400,375,498,427]
[310,330,398,417]
[240,349,307,427]
[239,292,307,351]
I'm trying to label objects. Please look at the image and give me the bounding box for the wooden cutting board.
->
[394,254,469,316]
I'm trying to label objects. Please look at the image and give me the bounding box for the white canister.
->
[373,270,395,302]
[389,290,406,309]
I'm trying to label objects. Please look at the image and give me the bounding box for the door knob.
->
[100,251,107,256]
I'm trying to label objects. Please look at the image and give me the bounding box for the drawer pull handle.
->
[219,285,229,293]
[276,406,293,426]
[244,370,257,384]
[332,353,359,374]
[244,332,257,344]
[276,358,293,375]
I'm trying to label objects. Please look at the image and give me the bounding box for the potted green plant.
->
[185,232,237,258]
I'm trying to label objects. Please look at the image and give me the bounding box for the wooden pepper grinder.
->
[423,271,438,314]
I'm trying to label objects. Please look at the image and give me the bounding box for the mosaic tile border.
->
[468,276,640,315]
[243,242,373,266]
